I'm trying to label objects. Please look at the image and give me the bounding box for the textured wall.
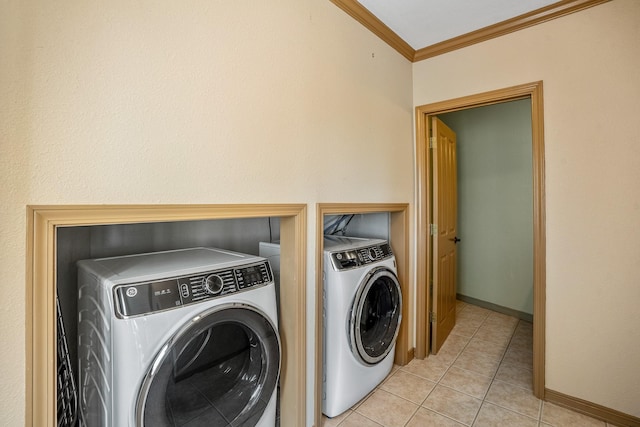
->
[0,1,414,425]
[414,0,640,417]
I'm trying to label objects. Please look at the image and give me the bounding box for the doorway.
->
[438,98,534,321]
[414,82,546,399]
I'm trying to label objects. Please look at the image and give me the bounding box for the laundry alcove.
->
[315,203,410,427]
[26,204,307,427]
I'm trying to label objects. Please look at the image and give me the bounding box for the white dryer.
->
[322,236,402,418]
[77,247,280,427]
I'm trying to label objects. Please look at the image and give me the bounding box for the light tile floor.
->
[322,300,614,427]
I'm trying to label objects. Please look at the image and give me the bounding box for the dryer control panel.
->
[114,261,273,318]
[330,243,393,271]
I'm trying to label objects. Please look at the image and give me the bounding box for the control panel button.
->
[204,274,224,295]
[179,283,190,298]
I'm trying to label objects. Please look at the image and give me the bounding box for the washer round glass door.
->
[137,304,280,427]
[349,267,402,365]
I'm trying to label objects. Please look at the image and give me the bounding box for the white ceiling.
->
[357,0,560,49]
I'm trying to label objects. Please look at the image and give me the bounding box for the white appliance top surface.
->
[323,235,387,252]
[79,247,261,283]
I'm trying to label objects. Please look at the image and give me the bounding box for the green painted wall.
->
[439,98,533,315]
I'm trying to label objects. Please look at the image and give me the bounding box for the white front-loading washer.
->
[322,236,402,418]
[77,247,280,427]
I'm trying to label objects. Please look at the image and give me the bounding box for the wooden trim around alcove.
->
[314,203,410,427]
[25,204,307,427]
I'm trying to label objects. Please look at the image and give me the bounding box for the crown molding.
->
[414,0,611,61]
[329,0,611,63]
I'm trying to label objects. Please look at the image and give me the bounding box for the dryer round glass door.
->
[350,267,402,365]
[137,304,280,427]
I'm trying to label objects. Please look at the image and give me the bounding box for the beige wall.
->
[413,0,640,417]
[5,0,639,424]
[0,1,413,425]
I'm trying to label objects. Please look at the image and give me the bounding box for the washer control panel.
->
[114,261,273,318]
[330,243,393,271]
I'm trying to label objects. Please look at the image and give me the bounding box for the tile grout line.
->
[478,318,540,426]
[434,305,483,417]
[470,314,530,426]
[432,304,490,426]
[468,310,497,427]
[400,402,422,427]
[390,303,482,426]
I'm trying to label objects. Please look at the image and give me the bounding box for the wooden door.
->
[431,117,458,354]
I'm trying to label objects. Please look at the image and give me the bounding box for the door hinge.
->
[430,312,436,323]
[430,223,438,235]
[429,137,436,149]
[429,280,433,296]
